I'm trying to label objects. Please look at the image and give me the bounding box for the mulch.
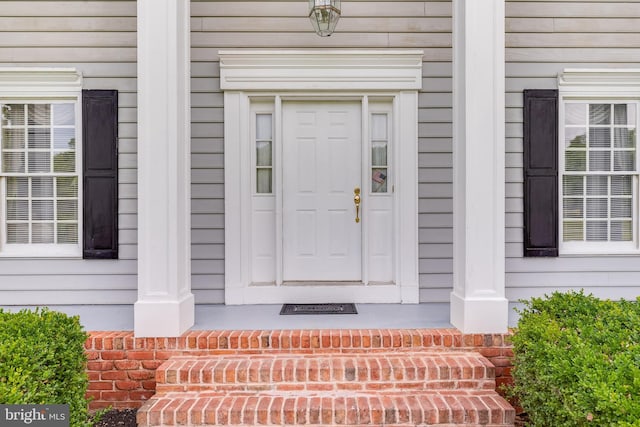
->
[92,409,137,427]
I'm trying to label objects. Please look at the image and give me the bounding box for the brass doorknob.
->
[354,187,361,223]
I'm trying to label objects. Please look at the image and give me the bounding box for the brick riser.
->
[156,353,497,394]
[141,391,514,426]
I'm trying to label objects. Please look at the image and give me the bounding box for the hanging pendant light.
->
[308,0,341,37]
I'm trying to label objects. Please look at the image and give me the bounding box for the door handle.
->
[354,187,361,223]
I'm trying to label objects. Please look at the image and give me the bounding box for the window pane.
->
[53,104,75,126]
[586,198,608,218]
[614,128,635,149]
[57,223,78,244]
[372,168,388,193]
[57,200,78,221]
[611,198,632,219]
[28,151,51,173]
[611,176,632,196]
[613,151,635,172]
[589,104,611,125]
[32,177,53,197]
[614,104,634,125]
[589,128,610,148]
[32,200,54,221]
[563,198,583,219]
[565,151,586,171]
[611,221,633,241]
[53,151,75,173]
[586,221,608,241]
[589,151,611,171]
[32,223,54,243]
[563,175,583,196]
[256,168,272,194]
[2,129,25,149]
[28,104,50,126]
[7,200,28,221]
[627,104,637,126]
[2,104,25,126]
[7,177,28,197]
[7,223,29,243]
[3,152,25,173]
[371,114,388,140]
[565,103,586,125]
[563,221,583,241]
[372,141,387,166]
[56,177,78,198]
[256,141,272,167]
[586,175,608,195]
[256,114,272,140]
[565,128,586,148]
[28,128,50,149]
[53,128,75,150]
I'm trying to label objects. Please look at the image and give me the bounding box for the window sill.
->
[560,250,640,257]
[0,244,82,259]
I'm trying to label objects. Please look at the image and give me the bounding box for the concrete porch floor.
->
[1,303,522,331]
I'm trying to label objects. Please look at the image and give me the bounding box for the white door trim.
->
[222,50,422,304]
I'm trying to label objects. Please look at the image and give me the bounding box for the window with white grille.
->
[561,101,639,252]
[1,102,80,255]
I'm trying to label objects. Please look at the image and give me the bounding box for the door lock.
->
[354,187,361,223]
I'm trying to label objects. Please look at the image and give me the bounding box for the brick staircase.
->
[137,347,515,426]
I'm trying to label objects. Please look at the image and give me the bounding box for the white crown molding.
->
[0,68,82,97]
[219,50,424,91]
[559,69,640,97]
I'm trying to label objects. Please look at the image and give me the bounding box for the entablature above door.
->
[219,50,424,91]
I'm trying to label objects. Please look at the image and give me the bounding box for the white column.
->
[134,0,194,337]
[451,0,508,333]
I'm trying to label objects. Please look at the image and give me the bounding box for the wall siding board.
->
[190,0,454,302]
[505,0,640,301]
[9,0,633,307]
[0,1,137,305]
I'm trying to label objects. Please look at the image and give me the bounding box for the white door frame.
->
[221,50,422,304]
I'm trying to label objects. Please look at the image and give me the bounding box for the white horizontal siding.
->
[0,1,138,305]
[505,0,640,302]
[191,0,453,303]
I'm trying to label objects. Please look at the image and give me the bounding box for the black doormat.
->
[280,303,358,315]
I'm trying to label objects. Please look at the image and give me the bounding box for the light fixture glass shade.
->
[308,0,341,37]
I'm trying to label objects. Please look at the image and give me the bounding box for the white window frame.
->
[0,68,83,258]
[558,69,640,255]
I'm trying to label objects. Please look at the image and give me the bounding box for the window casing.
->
[560,100,639,254]
[0,69,82,257]
[254,110,274,195]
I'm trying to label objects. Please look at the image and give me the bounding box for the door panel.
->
[283,102,362,281]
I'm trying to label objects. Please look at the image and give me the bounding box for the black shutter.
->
[523,89,559,257]
[82,90,118,259]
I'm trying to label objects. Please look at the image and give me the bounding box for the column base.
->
[134,293,194,337]
[450,292,509,333]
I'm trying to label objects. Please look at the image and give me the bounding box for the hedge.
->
[509,291,640,426]
[0,308,92,427]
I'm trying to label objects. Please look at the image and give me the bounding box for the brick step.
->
[137,390,515,426]
[155,352,496,394]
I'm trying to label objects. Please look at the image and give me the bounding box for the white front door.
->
[282,101,362,281]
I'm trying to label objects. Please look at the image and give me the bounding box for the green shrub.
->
[508,291,640,426]
[0,308,91,427]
